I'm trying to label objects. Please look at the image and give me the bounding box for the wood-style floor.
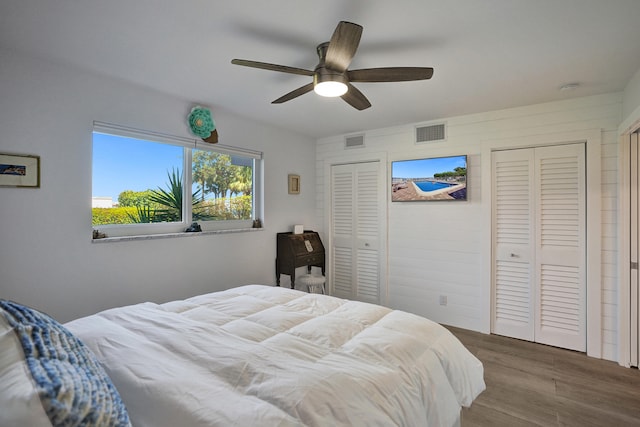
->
[445,326,640,427]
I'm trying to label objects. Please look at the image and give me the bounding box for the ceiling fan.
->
[231,21,434,111]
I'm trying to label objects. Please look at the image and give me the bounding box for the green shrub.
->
[92,207,138,225]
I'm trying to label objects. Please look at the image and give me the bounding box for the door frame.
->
[482,129,602,358]
[618,115,640,367]
[323,151,389,305]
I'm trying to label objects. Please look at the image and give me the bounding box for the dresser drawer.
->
[302,253,325,266]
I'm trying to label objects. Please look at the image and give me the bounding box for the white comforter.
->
[66,285,484,427]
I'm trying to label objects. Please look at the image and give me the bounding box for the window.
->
[91,122,263,238]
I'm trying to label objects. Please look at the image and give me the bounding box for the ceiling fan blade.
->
[231,59,314,76]
[348,67,434,82]
[272,82,315,104]
[325,21,363,72]
[341,83,371,110]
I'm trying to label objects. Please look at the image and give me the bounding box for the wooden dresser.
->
[276,231,325,289]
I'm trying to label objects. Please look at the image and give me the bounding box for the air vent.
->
[415,123,446,143]
[345,134,365,149]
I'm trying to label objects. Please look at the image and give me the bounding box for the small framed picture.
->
[0,153,40,188]
[288,174,300,194]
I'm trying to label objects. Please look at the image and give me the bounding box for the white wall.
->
[316,93,621,361]
[0,47,317,322]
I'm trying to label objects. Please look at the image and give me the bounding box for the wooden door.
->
[330,162,381,303]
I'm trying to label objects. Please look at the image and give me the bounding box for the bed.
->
[1,285,484,427]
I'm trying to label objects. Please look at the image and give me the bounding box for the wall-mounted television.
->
[391,155,467,202]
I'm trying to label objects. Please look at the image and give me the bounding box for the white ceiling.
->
[2,0,640,139]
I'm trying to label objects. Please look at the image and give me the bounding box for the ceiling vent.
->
[415,123,446,144]
[345,134,365,149]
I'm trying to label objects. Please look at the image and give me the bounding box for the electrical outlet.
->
[439,295,447,306]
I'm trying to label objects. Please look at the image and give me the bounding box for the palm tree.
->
[129,168,214,223]
[147,168,183,222]
[127,204,156,223]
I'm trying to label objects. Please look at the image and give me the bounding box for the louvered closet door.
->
[492,144,586,352]
[330,162,381,303]
[492,149,535,341]
[534,144,585,351]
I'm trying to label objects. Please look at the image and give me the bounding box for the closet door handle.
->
[510,253,519,258]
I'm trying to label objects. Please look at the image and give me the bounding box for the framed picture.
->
[0,153,40,188]
[288,174,300,194]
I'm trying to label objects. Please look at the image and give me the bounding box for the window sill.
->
[91,227,262,244]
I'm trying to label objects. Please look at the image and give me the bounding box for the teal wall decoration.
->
[188,106,216,139]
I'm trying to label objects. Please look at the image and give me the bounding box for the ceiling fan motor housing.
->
[314,66,348,87]
[315,42,347,85]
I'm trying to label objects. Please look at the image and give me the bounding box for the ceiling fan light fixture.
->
[314,81,348,97]
[313,67,348,97]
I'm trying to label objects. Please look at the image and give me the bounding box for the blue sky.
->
[392,155,466,179]
[92,133,183,201]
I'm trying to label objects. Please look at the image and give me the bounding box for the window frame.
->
[92,121,263,239]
